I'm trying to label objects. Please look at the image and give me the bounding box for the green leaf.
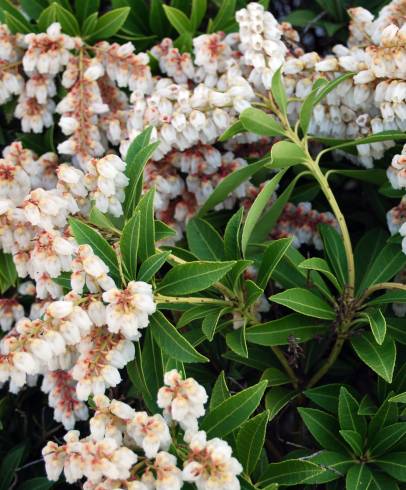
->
[270,140,307,168]
[271,66,287,115]
[389,392,406,403]
[89,207,117,232]
[138,251,170,282]
[177,304,219,328]
[209,371,230,410]
[86,7,130,41]
[369,471,399,490]
[81,11,98,36]
[157,261,235,295]
[155,220,176,242]
[299,77,328,134]
[163,5,192,34]
[187,218,224,260]
[149,0,168,37]
[339,429,363,455]
[150,311,208,363]
[55,3,80,34]
[224,208,243,260]
[191,0,206,30]
[201,381,267,438]
[124,139,159,217]
[265,387,297,421]
[20,0,48,20]
[367,290,406,307]
[0,0,33,31]
[361,309,386,345]
[298,407,349,453]
[120,211,141,280]
[357,243,406,293]
[247,313,327,346]
[319,131,406,154]
[242,170,286,256]
[0,251,17,293]
[141,329,163,406]
[240,108,285,137]
[304,384,345,414]
[257,238,293,289]
[75,0,100,24]
[358,395,377,416]
[369,397,398,435]
[261,367,291,387]
[127,345,157,412]
[219,120,245,141]
[4,10,32,33]
[208,0,236,32]
[0,444,25,490]
[375,452,406,482]
[351,333,396,383]
[202,307,227,341]
[338,387,367,437]
[197,156,271,216]
[226,324,248,358]
[258,460,326,487]
[306,450,353,484]
[69,217,119,283]
[133,189,156,262]
[346,464,373,490]
[18,477,54,490]
[369,422,406,457]
[319,223,348,288]
[270,288,336,320]
[236,411,268,475]
[299,257,342,292]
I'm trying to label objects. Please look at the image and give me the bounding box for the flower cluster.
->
[42,370,243,490]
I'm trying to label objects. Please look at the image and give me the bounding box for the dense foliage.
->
[0,0,406,489]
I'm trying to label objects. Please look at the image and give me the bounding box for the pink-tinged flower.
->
[71,244,115,294]
[142,451,183,490]
[23,22,78,75]
[102,281,156,340]
[41,370,89,429]
[157,369,208,431]
[127,411,171,458]
[183,430,242,490]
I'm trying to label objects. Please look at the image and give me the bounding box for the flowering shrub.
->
[1,0,406,489]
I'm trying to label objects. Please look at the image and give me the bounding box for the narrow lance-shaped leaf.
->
[351,333,396,383]
[270,287,336,320]
[201,381,267,438]
[360,308,387,345]
[120,211,141,280]
[157,261,235,296]
[240,107,285,137]
[236,411,269,475]
[150,311,208,363]
[242,169,286,256]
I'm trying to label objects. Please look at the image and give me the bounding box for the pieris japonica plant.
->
[1,0,406,489]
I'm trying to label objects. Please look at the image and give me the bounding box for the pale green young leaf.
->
[240,108,285,137]
[120,211,140,280]
[242,170,286,256]
[270,140,307,168]
[271,66,287,115]
[219,120,245,142]
[86,7,130,41]
[163,5,192,34]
